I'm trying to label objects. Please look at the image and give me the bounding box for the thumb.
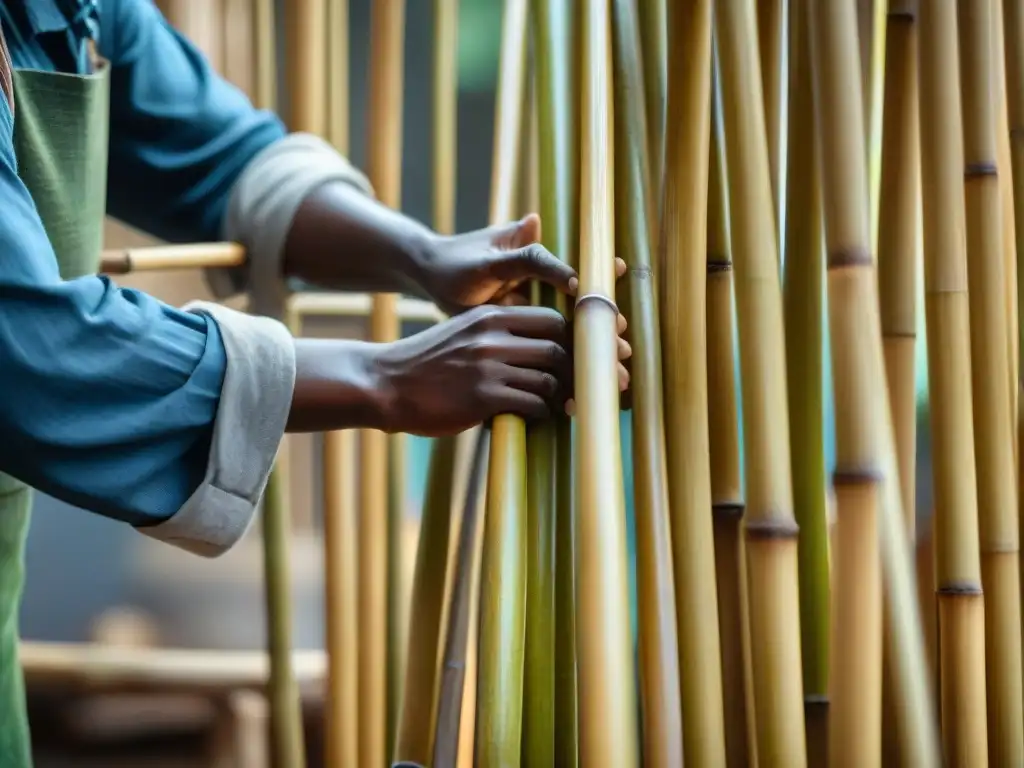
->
[488,243,579,295]
[487,212,542,250]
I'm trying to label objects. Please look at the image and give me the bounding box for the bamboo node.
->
[886,10,915,23]
[804,694,830,706]
[744,518,800,541]
[827,247,873,270]
[707,258,733,273]
[628,266,654,280]
[831,467,884,486]
[712,502,745,520]
[936,583,984,597]
[574,292,620,314]
[964,162,998,179]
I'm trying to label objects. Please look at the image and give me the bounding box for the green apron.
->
[0,45,110,765]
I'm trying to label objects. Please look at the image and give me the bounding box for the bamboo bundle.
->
[707,57,757,768]
[475,1,531,765]
[362,1,406,766]
[807,0,939,765]
[917,0,990,762]
[959,1,1024,762]
[715,0,807,763]
[611,1,683,766]
[781,0,829,762]
[656,1,727,766]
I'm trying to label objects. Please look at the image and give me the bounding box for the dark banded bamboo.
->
[657,1,728,765]
[782,1,829,763]
[959,1,1024,761]
[808,0,940,764]
[611,1,684,766]
[476,1,531,764]
[362,1,406,766]
[708,58,757,768]
[574,0,639,764]
[716,0,808,762]
[917,1,990,762]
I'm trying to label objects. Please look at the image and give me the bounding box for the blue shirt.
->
[0,0,287,525]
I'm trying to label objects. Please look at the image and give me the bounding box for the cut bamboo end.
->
[99,243,246,274]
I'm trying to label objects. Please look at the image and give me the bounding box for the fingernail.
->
[568,277,579,294]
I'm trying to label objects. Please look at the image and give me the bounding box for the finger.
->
[496,363,563,401]
[488,243,579,296]
[478,305,569,342]
[617,312,628,335]
[565,398,576,417]
[618,336,632,361]
[615,257,627,278]
[483,383,551,421]
[491,336,570,373]
[484,213,542,251]
[618,363,630,392]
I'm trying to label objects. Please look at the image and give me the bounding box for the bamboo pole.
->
[392,2,459,762]
[326,0,349,153]
[917,1,990,762]
[573,1,639,765]
[286,0,327,135]
[859,0,888,246]
[637,0,667,206]
[253,0,277,111]
[475,2,531,764]
[757,0,785,226]
[99,243,246,274]
[782,1,829,763]
[708,59,758,768]
[432,433,490,768]
[362,1,406,766]
[808,0,940,764]
[959,1,1024,762]
[610,2,684,766]
[715,0,807,763]
[656,2,728,766]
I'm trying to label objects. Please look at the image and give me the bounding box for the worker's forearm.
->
[286,338,393,433]
[282,181,434,298]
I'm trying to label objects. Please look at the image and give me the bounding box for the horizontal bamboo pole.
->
[99,243,246,274]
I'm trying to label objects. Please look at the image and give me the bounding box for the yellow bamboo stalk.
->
[326,0,349,153]
[707,60,757,768]
[362,1,405,766]
[807,1,940,765]
[475,2,531,764]
[574,1,639,765]
[99,243,246,274]
[286,0,327,135]
[782,1,829,763]
[917,0,990,762]
[757,0,785,226]
[716,0,807,763]
[637,0,667,205]
[859,0,888,246]
[655,2,728,766]
[959,1,1024,762]
[253,0,277,111]
[610,2,684,766]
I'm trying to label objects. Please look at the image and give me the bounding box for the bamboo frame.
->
[715,0,807,762]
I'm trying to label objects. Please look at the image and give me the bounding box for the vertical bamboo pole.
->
[656,1,728,766]
[610,1,684,766]
[574,0,639,765]
[877,4,921,765]
[757,0,785,226]
[475,2,530,764]
[708,56,757,768]
[917,1,990,762]
[782,1,829,762]
[222,0,256,99]
[959,1,1024,762]
[326,0,349,153]
[637,0,667,206]
[158,0,225,72]
[392,1,459,763]
[716,0,807,763]
[363,2,405,766]
[859,0,888,245]
[807,1,940,765]
[253,0,277,111]
[286,0,327,135]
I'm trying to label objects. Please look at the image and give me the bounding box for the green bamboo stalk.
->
[757,0,785,227]
[574,0,639,764]
[611,1,684,766]
[782,0,829,762]
[637,0,667,207]
[476,1,531,765]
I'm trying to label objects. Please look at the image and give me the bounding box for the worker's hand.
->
[374,304,630,436]
[415,213,577,315]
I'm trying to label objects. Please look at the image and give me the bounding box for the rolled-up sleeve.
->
[0,105,295,556]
